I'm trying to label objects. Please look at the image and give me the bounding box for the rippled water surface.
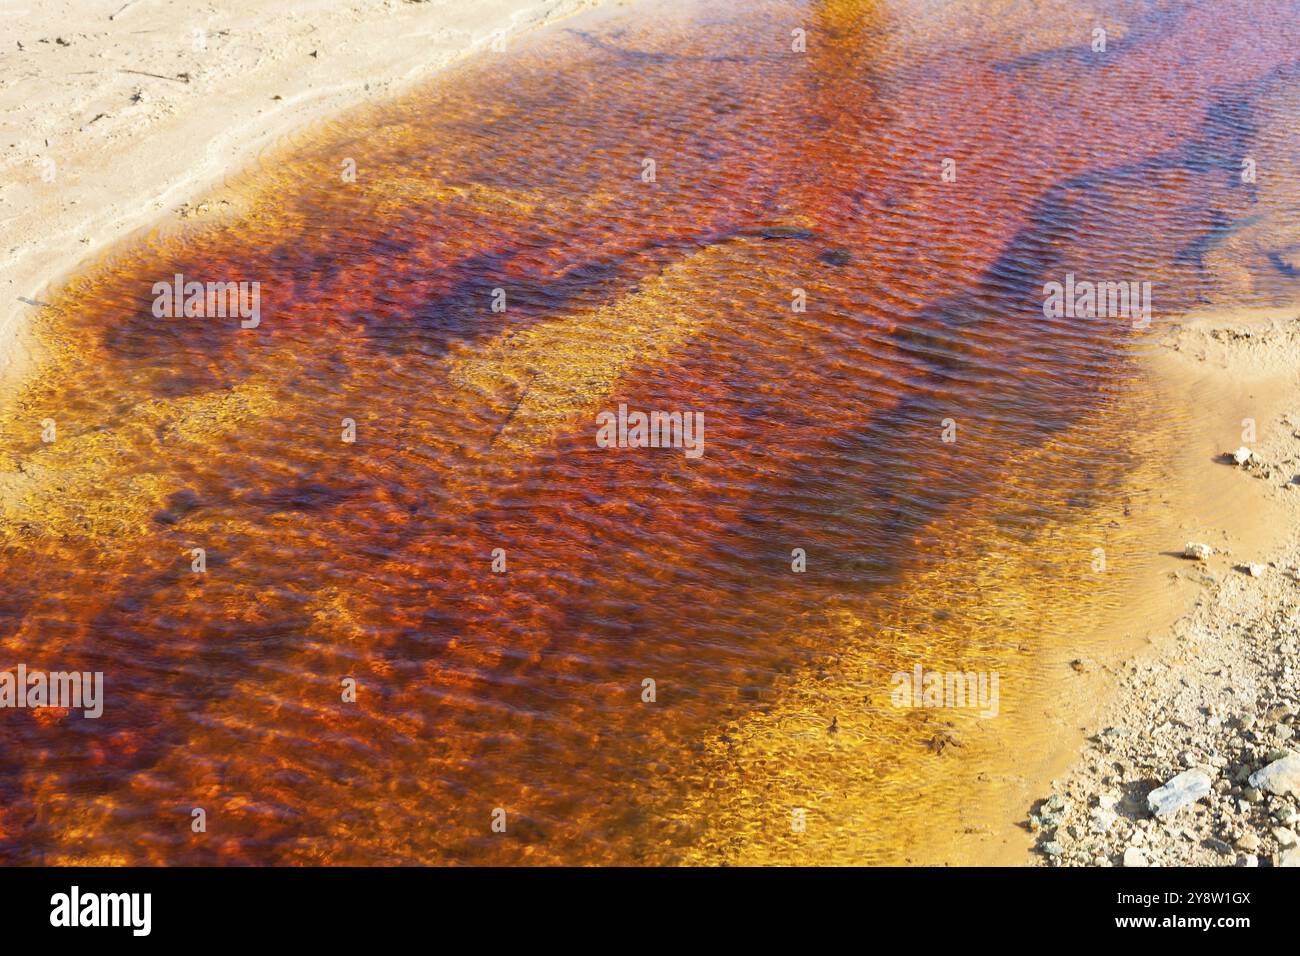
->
[2,0,1300,864]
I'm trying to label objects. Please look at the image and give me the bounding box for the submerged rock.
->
[1147,768,1213,817]
[816,247,853,267]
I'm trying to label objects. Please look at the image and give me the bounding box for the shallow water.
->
[2,0,1299,864]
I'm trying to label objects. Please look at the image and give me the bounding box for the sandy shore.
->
[1026,308,1300,867]
[0,0,605,397]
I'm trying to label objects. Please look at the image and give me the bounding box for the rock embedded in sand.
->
[1247,752,1300,797]
[1147,768,1213,817]
[1089,807,1118,834]
[1183,542,1214,561]
[1232,446,1254,466]
[1122,846,1149,867]
[1248,563,1268,578]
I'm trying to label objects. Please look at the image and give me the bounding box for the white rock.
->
[1248,752,1300,797]
[1233,446,1254,466]
[1281,847,1300,867]
[1184,542,1214,561]
[1249,563,1268,578]
[1089,807,1118,834]
[1123,846,1149,867]
[1272,827,1297,847]
[1147,768,1213,817]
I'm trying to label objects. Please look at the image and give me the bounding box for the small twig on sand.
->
[109,1,141,21]
[118,68,189,83]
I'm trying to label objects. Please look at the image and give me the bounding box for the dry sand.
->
[0,0,606,395]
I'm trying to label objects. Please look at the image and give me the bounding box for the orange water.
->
[2,0,1299,864]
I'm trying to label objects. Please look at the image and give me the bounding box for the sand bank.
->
[1022,308,1300,866]
[0,0,606,400]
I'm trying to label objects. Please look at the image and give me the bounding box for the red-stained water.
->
[1,0,1299,864]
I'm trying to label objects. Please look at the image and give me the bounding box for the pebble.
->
[1089,808,1118,835]
[1206,837,1232,855]
[1184,542,1214,562]
[1122,846,1148,867]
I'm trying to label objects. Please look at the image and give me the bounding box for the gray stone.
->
[1148,769,1213,817]
[1248,753,1300,798]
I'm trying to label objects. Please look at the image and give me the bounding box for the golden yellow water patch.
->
[669,369,1192,865]
[446,240,760,452]
[0,379,277,542]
